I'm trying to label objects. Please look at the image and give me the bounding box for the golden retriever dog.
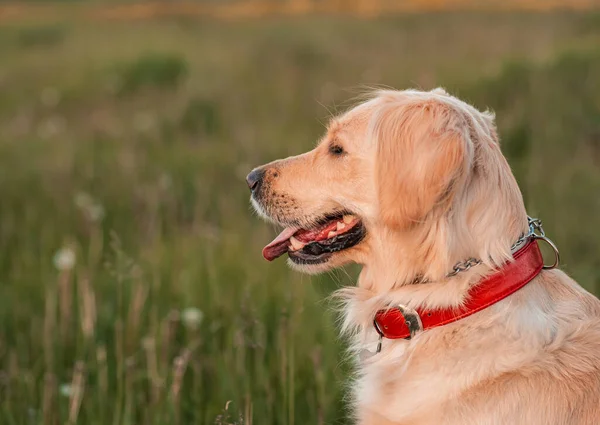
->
[246,88,600,424]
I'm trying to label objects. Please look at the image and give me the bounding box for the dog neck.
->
[337,212,527,336]
[356,165,529,310]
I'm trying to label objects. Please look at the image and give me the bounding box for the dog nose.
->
[246,168,265,192]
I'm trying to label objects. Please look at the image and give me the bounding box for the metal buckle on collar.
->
[373,305,423,353]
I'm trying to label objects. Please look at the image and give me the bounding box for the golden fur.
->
[250,88,600,424]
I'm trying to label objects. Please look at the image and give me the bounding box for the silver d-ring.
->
[534,235,560,269]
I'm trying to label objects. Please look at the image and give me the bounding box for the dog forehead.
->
[324,102,376,142]
[343,99,378,125]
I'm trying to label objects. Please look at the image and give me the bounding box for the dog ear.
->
[374,98,470,230]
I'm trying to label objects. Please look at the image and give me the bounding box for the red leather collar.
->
[373,239,544,340]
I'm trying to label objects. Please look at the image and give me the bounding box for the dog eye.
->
[329,144,345,156]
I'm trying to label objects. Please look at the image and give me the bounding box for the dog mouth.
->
[262,212,366,264]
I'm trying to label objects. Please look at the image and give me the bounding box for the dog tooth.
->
[327,231,336,239]
[337,221,346,231]
[289,236,305,250]
[343,215,354,224]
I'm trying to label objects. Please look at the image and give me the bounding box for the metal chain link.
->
[445,216,542,279]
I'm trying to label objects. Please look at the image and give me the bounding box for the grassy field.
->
[1,10,600,425]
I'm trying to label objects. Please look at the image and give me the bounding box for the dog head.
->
[248,88,524,278]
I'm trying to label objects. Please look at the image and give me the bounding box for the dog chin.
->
[286,251,356,274]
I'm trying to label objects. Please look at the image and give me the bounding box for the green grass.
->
[0,11,600,425]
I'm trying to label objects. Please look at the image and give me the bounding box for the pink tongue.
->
[262,227,299,261]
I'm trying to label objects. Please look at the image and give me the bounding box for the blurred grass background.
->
[0,3,600,424]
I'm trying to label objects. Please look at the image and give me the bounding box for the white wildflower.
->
[74,192,93,209]
[88,204,105,222]
[53,248,76,271]
[181,307,203,329]
[74,192,105,223]
[59,383,72,397]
